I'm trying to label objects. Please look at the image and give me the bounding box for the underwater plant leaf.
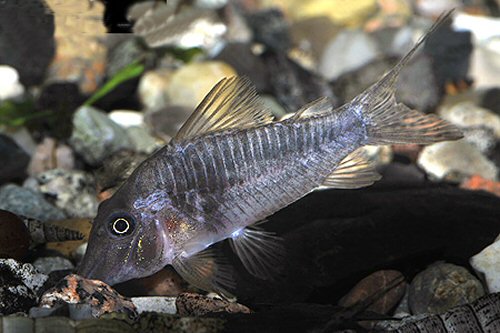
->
[83,60,145,106]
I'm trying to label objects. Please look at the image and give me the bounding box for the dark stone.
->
[262,51,340,113]
[245,8,291,52]
[332,54,441,113]
[423,21,473,90]
[35,83,86,140]
[0,210,31,261]
[0,0,55,86]
[0,134,30,184]
[232,184,500,305]
[215,43,270,93]
[481,87,500,115]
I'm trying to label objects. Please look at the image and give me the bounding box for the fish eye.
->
[108,213,136,237]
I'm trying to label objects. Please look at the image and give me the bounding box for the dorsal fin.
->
[175,76,274,140]
[291,97,333,120]
[320,148,381,189]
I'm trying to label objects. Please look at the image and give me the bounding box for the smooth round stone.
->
[167,61,237,109]
[109,110,144,128]
[33,256,74,275]
[439,102,500,139]
[319,29,380,80]
[288,0,378,26]
[138,69,174,111]
[0,210,30,261]
[69,106,132,165]
[417,140,498,181]
[0,65,24,100]
[408,262,485,315]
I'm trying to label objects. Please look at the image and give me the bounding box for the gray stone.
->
[126,126,161,154]
[69,106,132,165]
[417,140,498,181]
[408,262,484,315]
[319,29,379,80]
[470,234,500,292]
[0,184,66,223]
[131,297,177,314]
[439,102,500,139]
[24,169,98,219]
[33,257,75,275]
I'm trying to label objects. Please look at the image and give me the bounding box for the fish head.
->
[77,187,174,285]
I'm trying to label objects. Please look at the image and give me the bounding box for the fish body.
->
[78,12,462,294]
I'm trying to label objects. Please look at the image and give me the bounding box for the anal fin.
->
[321,149,381,189]
[229,224,285,280]
[172,248,235,298]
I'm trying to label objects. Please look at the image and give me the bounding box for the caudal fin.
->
[352,11,463,145]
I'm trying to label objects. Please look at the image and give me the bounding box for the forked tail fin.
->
[351,11,463,145]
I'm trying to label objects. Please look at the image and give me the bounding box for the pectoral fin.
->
[321,148,381,189]
[229,225,285,280]
[172,248,235,298]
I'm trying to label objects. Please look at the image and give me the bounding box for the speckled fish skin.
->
[78,12,462,291]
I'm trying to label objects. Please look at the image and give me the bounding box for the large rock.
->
[0,134,30,184]
[0,184,66,222]
[471,234,500,292]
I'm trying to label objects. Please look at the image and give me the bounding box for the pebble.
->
[0,66,25,101]
[417,141,498,181]
[166,61,237,109]
[470,234,500,292]
[339,270,406,315]
[27,138,75,176]
[0,134,30,183]
[408,262,485,315]
[0,259,48,315]
[360,145,393,167]
[33,257,75,275]
[39,274,138,319]
[319,29,380,80]
[25,169,98,219]
[138,69,174,111]
[245,8,291,52]
[461,127,496,154]
[454,13,500,89]
[0,210,31,261]
[439,102,500,139]
[132,297,177,314]
[288,0,378,27]
[0,184,66,223]
[416,0,461,17]
[175,293,251,316]
[69,106,132,165]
